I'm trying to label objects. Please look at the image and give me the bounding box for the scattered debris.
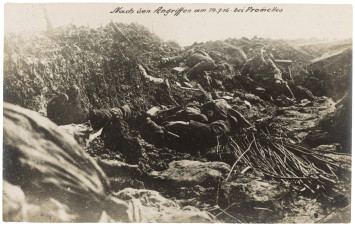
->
[3,22,351,223]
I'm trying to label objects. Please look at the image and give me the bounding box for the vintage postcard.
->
[2,2,352,223]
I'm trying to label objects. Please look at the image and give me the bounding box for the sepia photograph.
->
[2,1,353,223]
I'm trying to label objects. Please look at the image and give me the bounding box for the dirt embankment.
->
[4,23,181,115]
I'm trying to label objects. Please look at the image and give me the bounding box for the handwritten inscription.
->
[110,6,283,15]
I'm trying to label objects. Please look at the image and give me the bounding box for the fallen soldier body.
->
[47,85,89,125]
[160,48,216,82]
[89,99,252,154]
[240,43,295,101]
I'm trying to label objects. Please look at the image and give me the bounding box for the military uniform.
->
[47,85,88,125]
[89,104,133,130]
[151,99,251,151]
[240,46,294,99]
[161,49,216,80]
[47,93,69,125]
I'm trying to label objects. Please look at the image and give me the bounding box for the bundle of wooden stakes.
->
[222,122,350,193]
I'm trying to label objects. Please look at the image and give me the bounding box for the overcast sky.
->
[4,3,353,46]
